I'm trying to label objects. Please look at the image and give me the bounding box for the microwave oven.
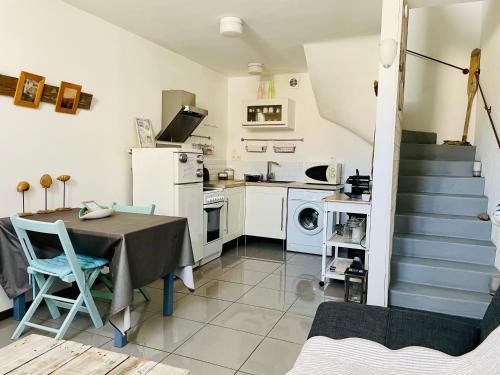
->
[303,163,342,185]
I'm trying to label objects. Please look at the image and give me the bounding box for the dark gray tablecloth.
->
[0,209,194,321]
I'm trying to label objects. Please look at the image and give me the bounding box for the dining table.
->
[0,208,195,347]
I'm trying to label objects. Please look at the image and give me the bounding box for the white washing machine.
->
[287,188,335,255]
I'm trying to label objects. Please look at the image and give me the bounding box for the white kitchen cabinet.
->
[223,186,245,243]
[242,98,295,129]
[245,186,287,240]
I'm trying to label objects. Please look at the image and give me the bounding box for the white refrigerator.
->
[132,148,204,263]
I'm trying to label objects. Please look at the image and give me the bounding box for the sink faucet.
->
[266,161,280,181]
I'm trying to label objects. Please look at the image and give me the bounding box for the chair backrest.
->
[480,286,500,342]
[10,214,86,286]
[111,202,155,215]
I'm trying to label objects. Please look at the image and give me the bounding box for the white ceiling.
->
[62,0,382,76]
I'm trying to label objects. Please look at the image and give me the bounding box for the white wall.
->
[367,0,406,307]
[476,0,500,267]
[225,73,373,183]
[404,2,483,143]
[304,35,380,145]
[0,0,227,311]
[301,2,482,147]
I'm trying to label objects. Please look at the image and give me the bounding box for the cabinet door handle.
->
[280,197,284,231]
[226,199,229,233]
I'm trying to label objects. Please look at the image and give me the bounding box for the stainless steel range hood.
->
[155,90,208,144]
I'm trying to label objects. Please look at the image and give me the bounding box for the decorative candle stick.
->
[56,175,71,211]
[37,174,55,214]
[16,181,33,217]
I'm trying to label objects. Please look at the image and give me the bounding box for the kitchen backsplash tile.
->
[224,161,305,182]
[203,158,226,179]
[204,159,305,182]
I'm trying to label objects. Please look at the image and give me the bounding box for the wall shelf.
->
[242,98,295,129]
[0,74,93,110]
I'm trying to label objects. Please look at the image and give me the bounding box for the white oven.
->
[202,188,224,265]
[303,162,342,185]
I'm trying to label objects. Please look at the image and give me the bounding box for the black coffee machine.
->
[346,169,370,198]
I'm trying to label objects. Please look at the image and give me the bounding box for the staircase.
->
[389,130,499,319]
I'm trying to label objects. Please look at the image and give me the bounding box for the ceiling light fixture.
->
[247,62,264,75]
[220,16,243,37]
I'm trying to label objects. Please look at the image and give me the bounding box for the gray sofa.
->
[309,287,500,356]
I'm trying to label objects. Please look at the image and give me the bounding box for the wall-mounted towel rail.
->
[241,137,304,142]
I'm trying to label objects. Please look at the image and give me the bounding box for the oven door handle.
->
[204,202,224,209]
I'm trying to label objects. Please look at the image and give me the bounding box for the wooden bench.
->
[0,334,189,374]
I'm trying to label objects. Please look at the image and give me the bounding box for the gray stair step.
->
[402,130,437,145]
[393,233,496,266]
[398,176,485,195]
[389,281,491,319]
[396,192,488,216]
[399,160,474,177]
[391,256,500,293]
[395,212,492,241]
[400,144,476,161]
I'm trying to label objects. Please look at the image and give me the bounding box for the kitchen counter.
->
[205,180,246,188]
[323,192,371,204]
[205,180,344,191]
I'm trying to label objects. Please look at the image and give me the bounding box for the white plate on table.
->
[79,208,114,220]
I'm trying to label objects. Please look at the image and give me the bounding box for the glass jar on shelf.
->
[256,108,265,122]
[248,108,255,122]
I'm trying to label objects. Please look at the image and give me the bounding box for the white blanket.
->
[287,326,500,375]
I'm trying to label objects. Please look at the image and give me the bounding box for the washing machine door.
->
[293,202,323,235]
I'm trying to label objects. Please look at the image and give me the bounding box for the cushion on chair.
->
[387,309,480,356]
[30,254,108,278]
[481,287,500,342]
[308,302,390,345]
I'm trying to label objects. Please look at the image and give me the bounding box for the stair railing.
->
[475,72,500,149]
[407,49,500,149]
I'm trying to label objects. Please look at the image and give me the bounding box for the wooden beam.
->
[0,74,93,110]
[462,48,481,143]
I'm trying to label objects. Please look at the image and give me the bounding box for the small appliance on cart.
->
[346,169,370,199]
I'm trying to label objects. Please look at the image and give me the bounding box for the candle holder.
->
[16,181,33,217]
[37,174,55,214]
[56,175,72,211]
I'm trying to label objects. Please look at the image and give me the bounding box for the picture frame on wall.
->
[13,71,46,109]
[135,118,156,148]
[55,81,82,114]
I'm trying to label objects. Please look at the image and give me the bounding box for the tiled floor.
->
[0,238,344,375]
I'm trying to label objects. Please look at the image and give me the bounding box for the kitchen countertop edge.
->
[205,180,344,191]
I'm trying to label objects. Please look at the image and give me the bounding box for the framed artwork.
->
[55,81,82,114]
[13,71,45,108]
[135,118,156,147]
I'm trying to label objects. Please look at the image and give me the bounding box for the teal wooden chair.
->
[10,214,108,340]
[93,202,155,302]
[111,202,155,215]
